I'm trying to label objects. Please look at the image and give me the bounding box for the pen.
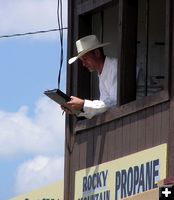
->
[62,111,65,115]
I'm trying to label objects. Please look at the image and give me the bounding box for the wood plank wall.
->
[65,1,174,199]
[76,0,113,14]
[66,101,170,199]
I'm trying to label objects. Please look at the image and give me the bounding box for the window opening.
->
[136,0,166,99]
[90,5,119,100]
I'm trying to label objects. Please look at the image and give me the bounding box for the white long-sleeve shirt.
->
[79,56,117,119]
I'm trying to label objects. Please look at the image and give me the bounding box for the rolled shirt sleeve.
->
[78,99,108,119]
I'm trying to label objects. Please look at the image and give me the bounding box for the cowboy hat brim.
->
[68,42,110,64]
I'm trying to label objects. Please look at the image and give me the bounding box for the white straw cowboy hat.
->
[68,35,110,64]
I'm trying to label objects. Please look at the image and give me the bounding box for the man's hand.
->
[61,96,84,115]
[66,96,84,111]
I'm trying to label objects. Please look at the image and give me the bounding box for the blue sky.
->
[0,0,67,199]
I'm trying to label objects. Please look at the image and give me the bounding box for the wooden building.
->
[65,0,174,199]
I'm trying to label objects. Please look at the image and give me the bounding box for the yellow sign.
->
[10,180,64,200]
[74,144,167,200]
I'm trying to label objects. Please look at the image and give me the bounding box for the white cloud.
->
[0,97,65,157]
[14,155,64,194]
[0,0,67,40]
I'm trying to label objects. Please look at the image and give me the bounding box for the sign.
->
[74,144,167,200]
[10,180,64,200]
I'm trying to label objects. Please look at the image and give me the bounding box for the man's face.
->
[80,50,97,72]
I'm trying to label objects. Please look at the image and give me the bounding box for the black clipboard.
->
[44,89,82,115]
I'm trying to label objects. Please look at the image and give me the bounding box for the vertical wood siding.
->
[65,102,170,199]
[75,0,113,14]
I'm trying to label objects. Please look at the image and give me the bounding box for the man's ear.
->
[94,49,101,57]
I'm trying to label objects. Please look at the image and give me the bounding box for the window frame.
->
[72,0,171,132]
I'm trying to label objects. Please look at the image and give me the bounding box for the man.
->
[62,35,117,119]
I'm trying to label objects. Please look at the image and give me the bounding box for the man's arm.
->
[79,99,108,119]
[61,96,108,119]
